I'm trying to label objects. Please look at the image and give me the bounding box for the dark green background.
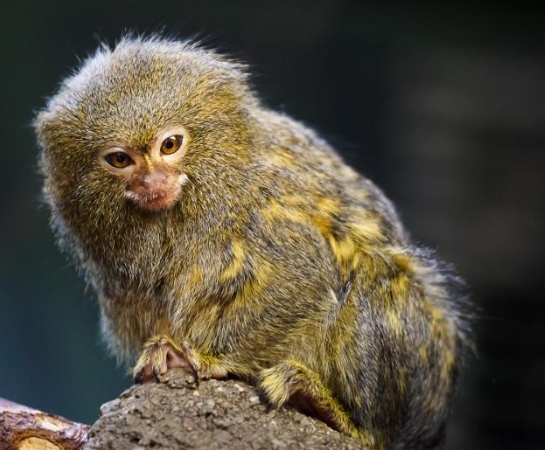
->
[1,2,543,449]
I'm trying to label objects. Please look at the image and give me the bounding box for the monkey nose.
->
[139,172,168,189]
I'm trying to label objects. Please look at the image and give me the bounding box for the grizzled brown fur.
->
[35,37,470,449]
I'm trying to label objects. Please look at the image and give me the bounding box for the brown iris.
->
[161,135,184,155]
[105,151,133,168]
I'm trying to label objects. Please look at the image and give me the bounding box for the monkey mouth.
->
[124,188,179,212]
[125,172,188,213]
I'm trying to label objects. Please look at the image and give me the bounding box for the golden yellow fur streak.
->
[34,36,470,449]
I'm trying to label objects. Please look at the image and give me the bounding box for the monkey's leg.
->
[259,360,373,446]
[132,335,227,384]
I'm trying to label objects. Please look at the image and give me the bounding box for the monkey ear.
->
[198,62,256,109]
[33,110,57,146]
[33,107,71,151]
[33,110,51,145]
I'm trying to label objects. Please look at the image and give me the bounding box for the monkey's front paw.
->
[133,335,198,384]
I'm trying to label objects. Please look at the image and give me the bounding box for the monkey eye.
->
[104,151,134,169]
[160,135,184,155]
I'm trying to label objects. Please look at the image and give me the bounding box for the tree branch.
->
[0,398,88,450]
[87,369,364,449]
[2,370,365,449]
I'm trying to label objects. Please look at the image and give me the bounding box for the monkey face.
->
[98,126,190,212]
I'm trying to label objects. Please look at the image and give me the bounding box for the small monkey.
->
[35,37,470,449]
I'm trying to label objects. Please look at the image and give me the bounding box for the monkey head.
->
[35,37,256,221]
[34,37,259,282]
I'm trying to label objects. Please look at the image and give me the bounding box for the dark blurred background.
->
[1,2,543,449]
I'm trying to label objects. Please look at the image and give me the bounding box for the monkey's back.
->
[245,110,467,448]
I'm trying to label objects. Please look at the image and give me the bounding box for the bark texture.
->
[1,370,365,449]
[85,369,365,449]
[0,398,88,450]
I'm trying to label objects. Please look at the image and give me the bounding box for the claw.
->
[133,335,199,384]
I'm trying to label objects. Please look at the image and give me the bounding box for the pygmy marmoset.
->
[35,37,470,449]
